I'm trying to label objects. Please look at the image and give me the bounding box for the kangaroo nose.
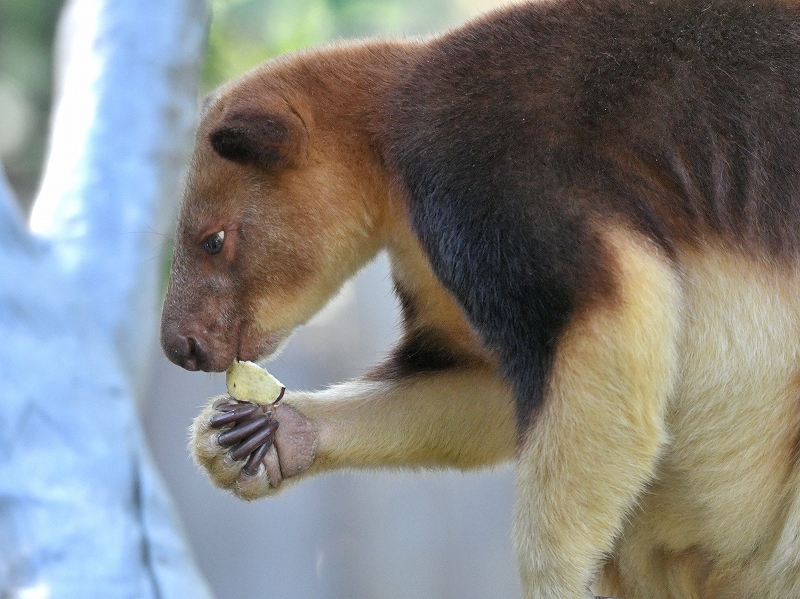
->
[161,325,208,371]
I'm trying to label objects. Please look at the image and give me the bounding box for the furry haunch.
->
[161,0,800,596]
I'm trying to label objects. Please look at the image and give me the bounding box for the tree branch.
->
[0,1,215,596]
[31,0,207,387]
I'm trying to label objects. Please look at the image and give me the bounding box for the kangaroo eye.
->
[203,230,225,255]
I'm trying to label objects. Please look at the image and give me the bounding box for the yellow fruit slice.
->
[226,360,285,405]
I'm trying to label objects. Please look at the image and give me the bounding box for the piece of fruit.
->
[226,360,285,405]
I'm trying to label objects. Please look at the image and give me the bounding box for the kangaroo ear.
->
[209,110,306,168]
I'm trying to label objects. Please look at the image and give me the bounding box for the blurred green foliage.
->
[203,0,459,89]
[0,0,460,209]
[0,0,63,206]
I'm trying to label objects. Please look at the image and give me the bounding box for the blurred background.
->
[1,0,521,597]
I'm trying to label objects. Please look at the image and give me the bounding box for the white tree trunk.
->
[0,0,214,596]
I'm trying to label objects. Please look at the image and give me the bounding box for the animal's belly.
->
[614,248,800,596]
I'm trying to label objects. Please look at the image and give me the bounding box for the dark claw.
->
[217,415,271,447]
[242,439,273,476]
[210,403,258,428]
[274,387,286,404]
[230,420,279,461]
[213,397,240,411]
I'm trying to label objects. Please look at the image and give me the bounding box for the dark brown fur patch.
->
[366,280,474,381]
[209,112,294,166]
[378,0,800,428]
[365,328,468,381]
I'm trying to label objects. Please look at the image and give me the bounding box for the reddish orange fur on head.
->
[160,49,400,372]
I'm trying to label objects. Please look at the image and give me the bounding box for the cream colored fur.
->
[513,227,681,599]
[291,367,517,472]
[598,247,800,599]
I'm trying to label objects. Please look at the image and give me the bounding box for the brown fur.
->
[161,1,800,597]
